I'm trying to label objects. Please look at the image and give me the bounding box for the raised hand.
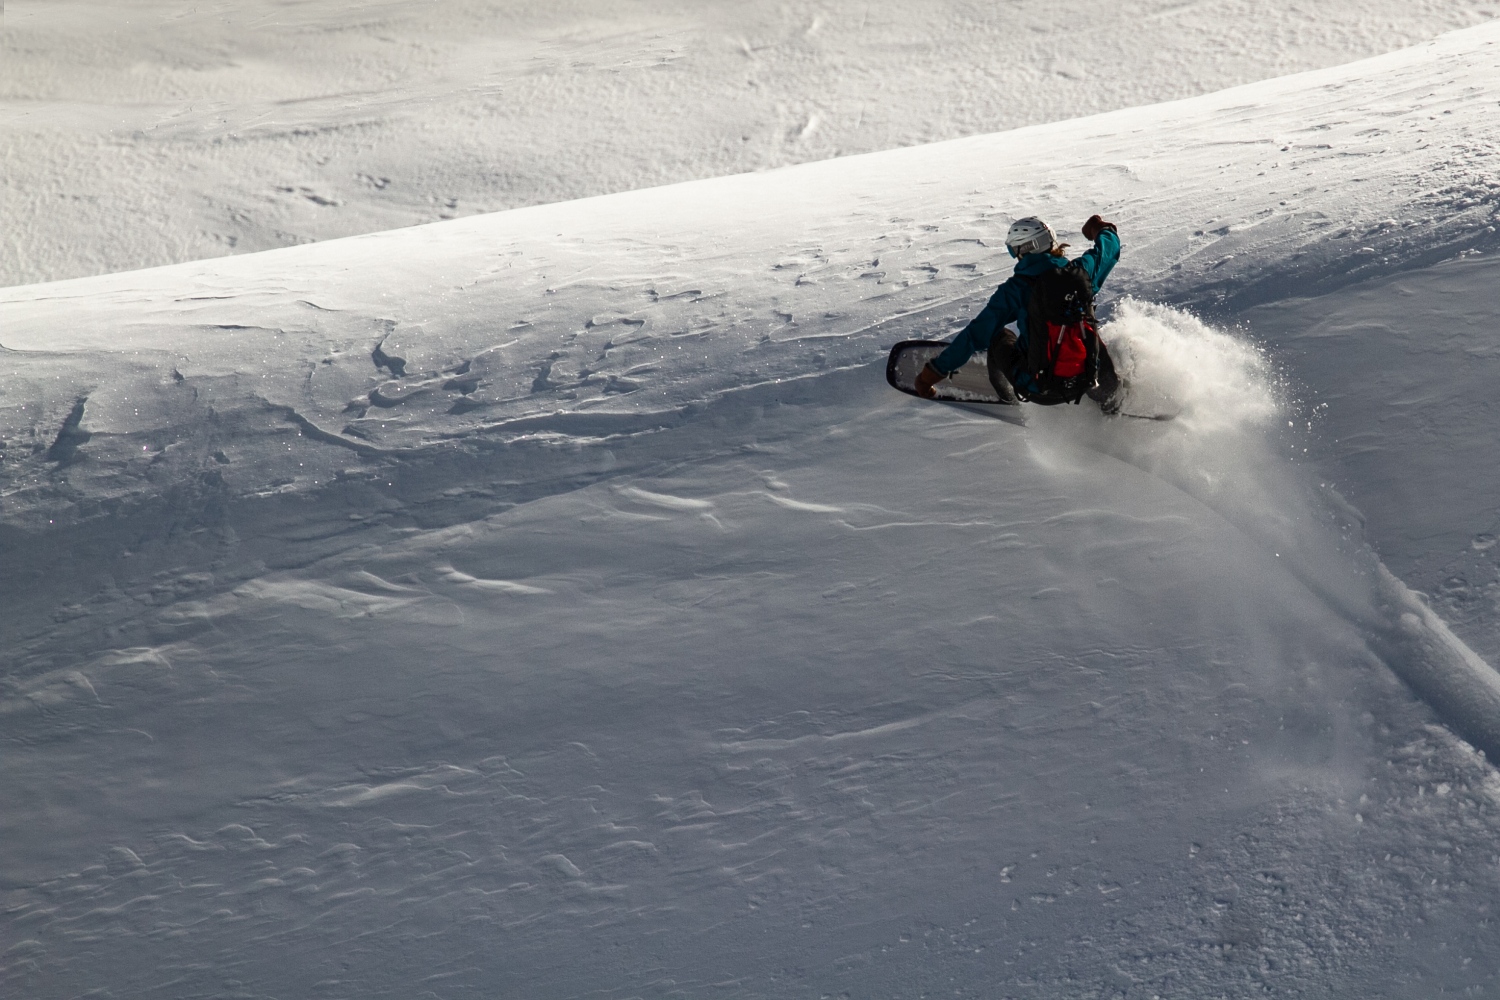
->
[1082,215,1116,241]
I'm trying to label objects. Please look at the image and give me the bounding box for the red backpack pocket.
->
[1047,321,1090,378]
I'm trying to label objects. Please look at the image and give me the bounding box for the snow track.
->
[1079,302,1500,764]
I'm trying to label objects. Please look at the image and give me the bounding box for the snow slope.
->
[5,0,1500,286]
[4,22,1500,999]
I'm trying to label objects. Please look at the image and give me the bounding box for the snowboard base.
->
[886,340,1026,424]
[886,340,1017,406]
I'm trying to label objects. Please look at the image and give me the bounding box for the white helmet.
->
[1005,217,1056,258]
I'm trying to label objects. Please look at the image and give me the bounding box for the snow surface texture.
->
[5,21,1500,1000]
[5,0,1500,286]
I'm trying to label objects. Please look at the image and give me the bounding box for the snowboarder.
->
[913,214,1123,412]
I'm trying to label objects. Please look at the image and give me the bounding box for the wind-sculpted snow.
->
[4,19,1499,518]
[5,0,1496,286]
[7,317,1500,995]
[6,24,1500,999]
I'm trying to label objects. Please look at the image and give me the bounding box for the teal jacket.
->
[932,228,1121,376]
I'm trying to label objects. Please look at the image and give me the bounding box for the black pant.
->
[988,329,1121,406]
[1088,341,1121,404]
[986,330,1021,404]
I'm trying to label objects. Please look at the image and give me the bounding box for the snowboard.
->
[886,339,1177,422]
[885,339,1017,404]
[885,339,1027,423]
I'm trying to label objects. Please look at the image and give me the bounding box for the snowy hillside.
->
[4,0,1499,286]
[4,21,1500,999]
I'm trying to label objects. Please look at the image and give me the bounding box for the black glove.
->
[914,363,943,399]
[1082,215,1116,241]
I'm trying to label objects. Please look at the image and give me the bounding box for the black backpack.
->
[1017,260,1100,405]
